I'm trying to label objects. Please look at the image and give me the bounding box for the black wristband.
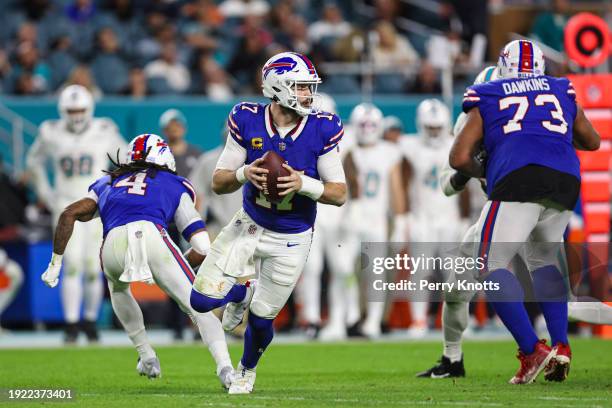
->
[450,172,470,190]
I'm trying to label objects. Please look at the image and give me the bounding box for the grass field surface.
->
[0,339,610,407]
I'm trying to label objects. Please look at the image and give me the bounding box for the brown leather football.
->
[260,150,290,204]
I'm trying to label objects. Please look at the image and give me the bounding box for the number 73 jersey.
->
[462,75,580,196]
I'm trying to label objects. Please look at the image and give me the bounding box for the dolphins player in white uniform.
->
[341,103,406,339]
[395,98,470,337]
[27,84,127,343]
[40,134,234,387]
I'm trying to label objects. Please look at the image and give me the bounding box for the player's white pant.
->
[59,217,104,324]
[409,216,467,328]
[0,259,24,317]
[193,208,313,320]
[475,201,571,271]
[101,221,231,371]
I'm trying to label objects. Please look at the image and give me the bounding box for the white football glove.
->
[41,253,63,288]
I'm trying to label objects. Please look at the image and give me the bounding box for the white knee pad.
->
[192,266,235,298]
[249,299,279,319]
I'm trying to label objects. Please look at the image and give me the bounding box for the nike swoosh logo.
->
[287,242,299,247]
[430,373,450,379]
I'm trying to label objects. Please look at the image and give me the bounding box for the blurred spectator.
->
[308,4,352,45]
[407,62,442,94]
[278,15,311,56]
[59,65,103,100]
[47,34,77,90]
[21,0,53,21]
[7,42,50,94]
[443,0,487,45]
[530,0,570,52]
[332,28,366,62]
[90,27,130,94]
[65,0,97,24]
[135,11,170,64]
[426,29,465,70]
[122,67,149,99]
[12,22,46,55]
[0,50,12,93]
[0,156,28,228]
[371,21,419,70]
[181,0,225,30]
[98,0,146,59]
[226,16,272,93]
[144,42,190,94]
[373,0,405,26]
[191,52,234,101]
[180,0,220,54]
[219,0,270,19]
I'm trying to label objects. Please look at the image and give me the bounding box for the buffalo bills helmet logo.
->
[262,57,297,79]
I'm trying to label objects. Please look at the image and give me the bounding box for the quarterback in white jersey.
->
[396,98,470,337]
[335,103,405,339]
[26,84,127,343]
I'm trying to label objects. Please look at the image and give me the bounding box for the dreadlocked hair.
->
[104,148,176,183]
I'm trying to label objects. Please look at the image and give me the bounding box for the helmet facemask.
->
[280,79,321,116]
[63,108,92,133]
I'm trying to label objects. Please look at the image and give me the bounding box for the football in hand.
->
[260,150,290,204]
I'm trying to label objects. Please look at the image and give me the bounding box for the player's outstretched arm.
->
[42,197,97,288]
[450,108,485,178]
[573,106,600,151]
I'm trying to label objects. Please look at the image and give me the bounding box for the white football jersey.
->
[27,118,127,213]
[350,140,401,224]
[401,134,460,222]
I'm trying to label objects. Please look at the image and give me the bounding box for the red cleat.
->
[544,343,571,382]
[509,339,556,384]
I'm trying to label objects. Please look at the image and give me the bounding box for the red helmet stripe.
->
[519,41,534,73]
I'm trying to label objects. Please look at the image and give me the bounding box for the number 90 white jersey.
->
[27,118,127,214]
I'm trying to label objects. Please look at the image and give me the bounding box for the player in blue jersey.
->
[450,40,600,384]
[41,134,234,387]
[189,51,347,394]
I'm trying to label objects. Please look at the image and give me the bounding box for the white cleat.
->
[228,362,256,394]
[362,320,381,339]
[319,323,346,341]
[406,325,428,339]
[222,280,257,332]
[218,365,234,390]
[137,356,162,379]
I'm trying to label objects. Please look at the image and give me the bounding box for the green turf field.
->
[1,339,610,407]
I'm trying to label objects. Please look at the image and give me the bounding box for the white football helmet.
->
[416,98,450,145]
[262,52,321,116]
[474,65,501,85]
[126,134,176,172]
[349,102,384,146]
[58,84,94,133]
[497,40,545,79]
[0,248,7,269]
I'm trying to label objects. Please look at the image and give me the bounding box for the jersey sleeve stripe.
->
[228,115,240,131]
[329,129,344,142]
[182,180,197,202]
[463,97,480,102]
[229,127,243,141]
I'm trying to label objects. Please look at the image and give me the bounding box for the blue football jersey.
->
[462,75,579,196]
[88,170,199,238]
[227,102,344,233]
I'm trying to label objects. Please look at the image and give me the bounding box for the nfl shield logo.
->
[248,224,257,234]
[279,142,286,151]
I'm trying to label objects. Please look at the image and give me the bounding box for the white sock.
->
[109,282,155,360]
[569,301,612,325]
[345,277,361,327]
[192,312,232,370]
[299,263,322,325]
[365,301,384,328]
[327,274,346,328]
[442,301,468,362]
[83,273,103,321]
[410,301,428,327]
[61,272,82,323]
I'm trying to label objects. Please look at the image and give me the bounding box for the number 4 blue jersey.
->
[227,102,344,233]
[462,75,579,196]
[88,170,199,238]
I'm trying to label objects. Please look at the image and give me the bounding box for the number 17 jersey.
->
[462,75,579,196]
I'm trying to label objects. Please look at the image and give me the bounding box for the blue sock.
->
[532,265,569,345]
[241,311,274,369]
[484,268,539,354]
[190,284,247,313]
